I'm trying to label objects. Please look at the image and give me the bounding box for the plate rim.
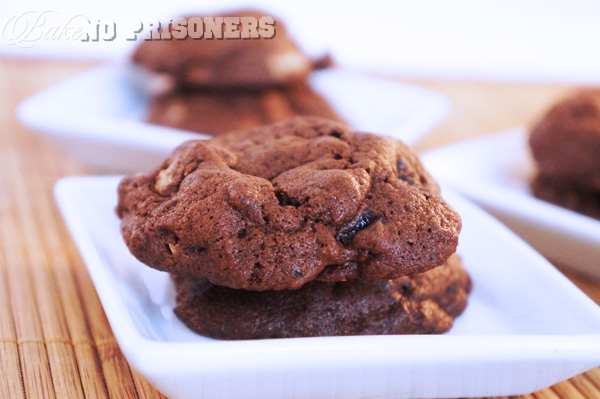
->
[54,175,600,376]
[18,63,450,148]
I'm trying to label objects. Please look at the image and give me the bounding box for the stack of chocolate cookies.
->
[131,9,342,136]
[116,117,471,339]
[529,89,600,219]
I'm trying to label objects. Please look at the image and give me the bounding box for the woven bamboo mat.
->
[0,57,599,399]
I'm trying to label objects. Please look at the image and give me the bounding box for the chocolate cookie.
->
[531,174,600,220]
[529,89,600,191]
[131,9,315,90]
[172,254,471,340]
[146,84,343,136]
[117,117,461,290]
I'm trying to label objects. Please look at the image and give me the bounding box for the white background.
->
[1,0,600,82]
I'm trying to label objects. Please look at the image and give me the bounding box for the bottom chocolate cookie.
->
[173,255,471,340]
[531,174,600,220]
[147,84,343,136]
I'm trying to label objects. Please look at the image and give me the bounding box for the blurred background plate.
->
[17,64,449,173]
[423,129,600,280]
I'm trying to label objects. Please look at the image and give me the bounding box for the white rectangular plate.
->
[18,64,448,173]
[55,175,600,399]
[422,129,600,279]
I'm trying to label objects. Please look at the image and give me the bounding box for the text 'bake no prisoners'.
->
[1,11,277,48]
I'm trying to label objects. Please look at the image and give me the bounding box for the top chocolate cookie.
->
[131,9,315,89]
[117,117,461,290]
[529,89,600,191]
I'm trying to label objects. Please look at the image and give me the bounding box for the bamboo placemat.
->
[0,56,599,399]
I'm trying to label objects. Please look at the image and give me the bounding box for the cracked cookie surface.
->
[172,254,471,339]
[117,117,461,290]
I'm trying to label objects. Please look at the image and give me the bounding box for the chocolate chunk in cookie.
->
[172,254,471,339]
[117,117,461,290]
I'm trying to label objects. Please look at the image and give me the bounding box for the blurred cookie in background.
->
[146,83,343,136]
[131,9,322,92]
[529,89,600,219]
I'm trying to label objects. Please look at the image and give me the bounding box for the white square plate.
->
[55,175,600,399]
[18,64,448,173]
[422,129,600,279]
